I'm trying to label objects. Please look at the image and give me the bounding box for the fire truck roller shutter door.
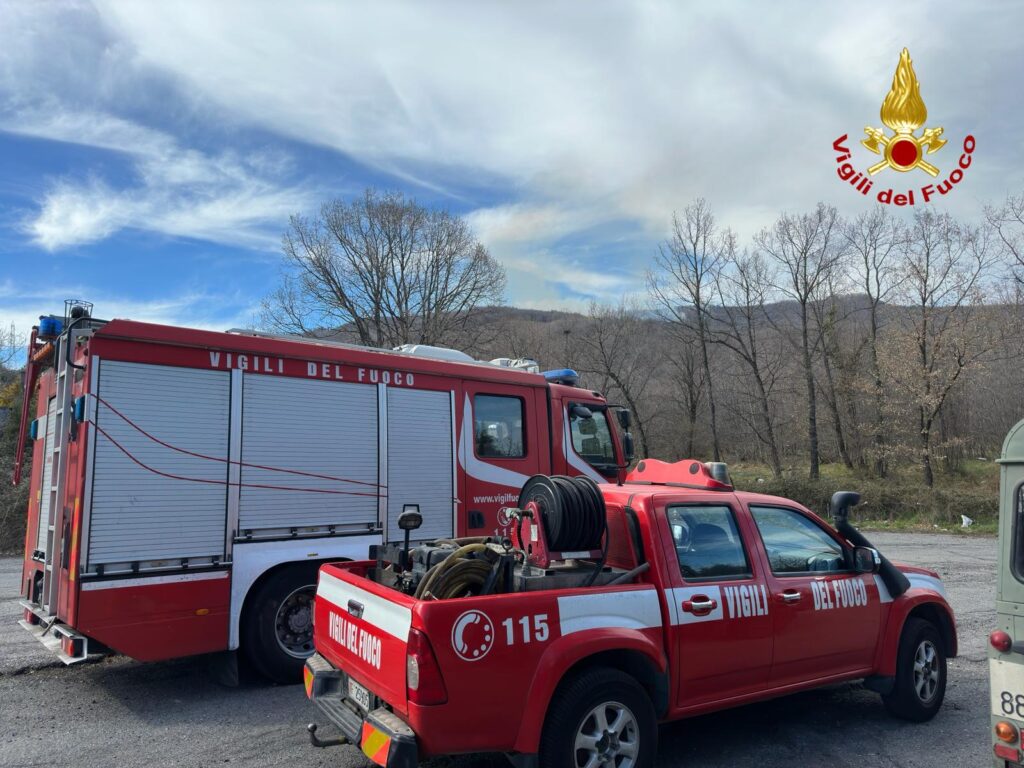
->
[238,375,379,534]
[88,362,230,569]
[36,396,57,555]
[386,388,454,542]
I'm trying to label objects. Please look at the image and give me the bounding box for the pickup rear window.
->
[668,505,751,581]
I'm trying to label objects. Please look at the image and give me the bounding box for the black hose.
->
[830,491,910,598]
[837,521,910,598]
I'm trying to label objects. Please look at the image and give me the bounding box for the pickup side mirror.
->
[853,546,881,574]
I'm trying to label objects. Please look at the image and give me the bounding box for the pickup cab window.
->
[668,505,751,581]
[750,506,847,574]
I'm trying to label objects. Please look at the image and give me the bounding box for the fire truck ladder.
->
[19,321,94,664]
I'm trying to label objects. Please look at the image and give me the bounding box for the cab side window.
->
[668,505,751,581]
[473,395,525,458]
[750,506,847,574]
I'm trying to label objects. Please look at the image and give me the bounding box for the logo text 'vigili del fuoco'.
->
[832,48,975,206]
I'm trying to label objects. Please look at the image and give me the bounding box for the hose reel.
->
[507,474,607,568]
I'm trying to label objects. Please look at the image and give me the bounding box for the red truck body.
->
[306,466,957,767]
[16,312,630,680]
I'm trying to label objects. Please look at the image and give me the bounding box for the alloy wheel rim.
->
[913,639,940,703]
[573,700,639,768]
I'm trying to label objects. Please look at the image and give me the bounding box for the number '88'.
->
[1001,691,1024,717]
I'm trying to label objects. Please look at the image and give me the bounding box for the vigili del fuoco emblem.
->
[862,48,945,177]
[832,47,975,206]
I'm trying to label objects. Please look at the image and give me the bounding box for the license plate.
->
[991,658,1024,718]
[348,677,371,711]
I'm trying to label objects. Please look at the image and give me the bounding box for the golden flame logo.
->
[862,48,947,176]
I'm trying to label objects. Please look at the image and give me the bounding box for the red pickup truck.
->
[303,460,956,768]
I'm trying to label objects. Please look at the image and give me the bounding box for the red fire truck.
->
[13,302,634,682]
[304,461,957,768]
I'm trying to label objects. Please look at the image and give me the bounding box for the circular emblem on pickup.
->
[451,609,495,662]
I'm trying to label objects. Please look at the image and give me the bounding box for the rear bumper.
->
[18,600,91,664]
[305,653,418,768]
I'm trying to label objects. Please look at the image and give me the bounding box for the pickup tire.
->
[882,617,947,722]
[242,563,319,685]
[539,667,656,768]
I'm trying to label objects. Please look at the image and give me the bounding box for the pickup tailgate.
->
[314,563,414,715]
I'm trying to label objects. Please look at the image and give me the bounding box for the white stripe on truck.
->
[80,570,229,591]
[318,571,412,641]
[557,588,662,635]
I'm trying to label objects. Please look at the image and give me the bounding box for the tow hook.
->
[307,723,348,748]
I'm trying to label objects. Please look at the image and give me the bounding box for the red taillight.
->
[23,608,39,626]
[406,628,447,705]
[992,630,1014,653]
[994,742,1021,761]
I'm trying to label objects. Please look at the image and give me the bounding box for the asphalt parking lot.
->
[0,532,996,768]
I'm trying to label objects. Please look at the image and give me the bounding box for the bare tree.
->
[844,208,906,475]
[574,302,657,459]
[756,203,845,479]
[648,199,724,461]
[891,209,996,486]
[0,323,21,370]
[262,189,506,348]
[711,234,784,477]
[988,192,1024,278]
[664,326,705,458]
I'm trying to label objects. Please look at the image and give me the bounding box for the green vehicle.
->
[991,420,1024,766]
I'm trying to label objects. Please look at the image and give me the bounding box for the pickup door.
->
[660,498,774,709]
[745,503,882,687]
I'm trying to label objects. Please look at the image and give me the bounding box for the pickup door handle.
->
[682,597,718,615]
[779,590,802,604]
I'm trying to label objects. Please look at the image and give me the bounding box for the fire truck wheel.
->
[242,563,320,684]
[882,617,947,722]
[539,667,656,768]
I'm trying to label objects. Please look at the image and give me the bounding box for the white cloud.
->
[2,105,317,250]
[2,1,1022,306]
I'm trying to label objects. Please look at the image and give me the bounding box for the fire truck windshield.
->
[569,407,617,472]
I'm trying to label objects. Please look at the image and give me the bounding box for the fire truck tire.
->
[241,563,320,685]
[539,666,656,768]
[882,617,947,722]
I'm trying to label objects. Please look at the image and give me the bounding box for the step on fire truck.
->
[13,301,634,682]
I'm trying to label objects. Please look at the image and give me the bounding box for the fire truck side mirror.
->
[616,409,632,431]
[622,432,635,463]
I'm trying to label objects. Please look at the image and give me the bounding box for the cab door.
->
[746,504,882,687]
[458,381,544,534]
[661,499,774,709]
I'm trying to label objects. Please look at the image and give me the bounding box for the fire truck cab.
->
[13,302,634,682]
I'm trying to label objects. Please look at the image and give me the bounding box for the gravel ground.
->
[0,532,997,768]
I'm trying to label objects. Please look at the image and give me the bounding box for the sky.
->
[1,1,1022,341]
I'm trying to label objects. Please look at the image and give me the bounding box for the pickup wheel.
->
[242,563,320,685]
[540,667,656,768]
[882,617,947,722]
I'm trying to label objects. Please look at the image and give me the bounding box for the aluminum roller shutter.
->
[238,375,379,533]
[387,388,454,542]
[36,397,57,553]
[88,361,230,567]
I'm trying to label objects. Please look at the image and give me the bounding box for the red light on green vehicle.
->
[991,630,1013,653]
[994,742,1021,762]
